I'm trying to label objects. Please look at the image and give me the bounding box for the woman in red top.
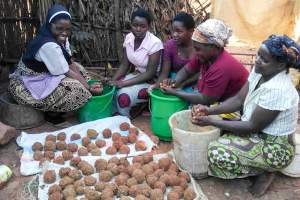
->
[161,19,249,107]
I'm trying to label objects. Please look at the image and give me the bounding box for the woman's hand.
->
[160,79,176,88]
[160,85,179,96]
[89,82,103,95]
[110,80,125,89]
[148,83,159,92]
[191,115,212,126]
[191,104,209,118]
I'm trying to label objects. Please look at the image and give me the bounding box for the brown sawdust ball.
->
[128,185,139,197]
[62,184,76,198]
[179,177,188,189]
[132,155,144,164]
[119,144,130,154]
[114,174,128,186]
[59,167,71,178]
[113,139,124,150]
[87,129,98,139]
[57,132,66,141]
[48,184,62,195]
[99,170,113,182]
[95,139,106,148]
[70,156,81,167]
[81,137,91,147]
[62,150,73,161]
[146,175,158,188]
[127,177,138,187]
[154,181,166,193]
[43,170,56,184]
[132,169,146,184]
[129,127,139,135]
[136,194,148,200]
[179,171,191,183]
[127,163,142,176]
[56,141,67,151]
[168,191,181,200]
[33,151,43,161]
[87,143,97,152]
[102,128,112,138]
[112,132,121,142]
[84,175,97,186]
[67,143,78,153]
[143,152,154,164]
[168,176,181,186]
[95,181,107,192]
[105,183,118,194]
[48,191,63,200]
[90,147,101,156]
[108,156,120,165]
[79,161,94,175]
[106,146,117,155]
[153,169,164,178]
[135,140,147,151]
[173,186,184,198]
[68,169,82,180]
[167,169,178,176]
[128,133,137,144]
[84,188,101,200]
[120,196,131,200]
[32,142,43,151]
[43,151,55,160]
[149,161,159,171]
[150,135,160,144]
[142,164,154,175]
[184,187,196,200]
[121,136,128,144]
[117,165,128,174]
[78,160,89,168]
[108,163,120,176]
[139,184,152,197]
[46,134,56,142]
[159,174,170,185]
[75,186,85,195]
[117,185,129,197]
[159,157,172,171]
[44,141,56,151]
[78,147,89,156]
[70,133,81,141]
[119,157,130,166]
[119,122,130,131]
[59,176,74,189]
[169,163,179,173]
[95,159,107,172]
[100,188,114,199]
[53,156,65,165]
[74,179,84,188]
[150,188,164,200]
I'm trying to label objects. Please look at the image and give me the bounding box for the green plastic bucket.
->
[79,80,116,123]
[149,89,188,141]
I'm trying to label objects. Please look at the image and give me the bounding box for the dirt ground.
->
[0,47,300,200]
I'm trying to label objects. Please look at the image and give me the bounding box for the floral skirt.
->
[9,61,92,112]
[208,133,295,179]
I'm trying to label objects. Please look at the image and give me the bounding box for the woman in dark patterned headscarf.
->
[191,35,299,197]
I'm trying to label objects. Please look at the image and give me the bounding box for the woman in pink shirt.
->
[112,8,163,117]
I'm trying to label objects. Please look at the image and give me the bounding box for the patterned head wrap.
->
[192,19,232,48]
[263,35,300,69]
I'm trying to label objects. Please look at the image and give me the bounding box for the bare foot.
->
[249,172,275,198]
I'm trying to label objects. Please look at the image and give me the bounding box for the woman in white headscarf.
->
[161,19,249,120]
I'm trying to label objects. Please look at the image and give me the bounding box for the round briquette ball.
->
[32,142,43,151]
[106,146,117,155]
[82,137,91,147]
[114,174,128,186]
[62,184,76,198]
[57,132,66,141]
[53,156,65,165]
[113,139,124,150]
[108,156,120,165]
[136,194,148,200]
[44,140,56,151]
[70,156,81,168]
[159,157,172,171]
[95,159,108,172]
[143,152,154,164]
[87,129,98,139]
[48,184,62,195]
[43,170,56,184]
[183,187,196,200]
[84,175,97,186]
[44,151,55,160]
[84,188,101,200]
[62,150,73,160]
[179,171,191,183]
[95,139,106,148]
[119,145,130,154]
[70,133,81,141]
[127,177,138,187]
[172,186,184,198]
[48,192,63,200]
[119,157,130,167]
[121,136,129,144]
[87,143,97,152]
[46,134,56,142]
[132,156,144,164]
[56,141,67,151]
[132,169,146,184]
[167,191,181,200]
[78,147,89,156]
[90,148,101,156]
[33,151,43,161]
[102,128,112,138]
[68,169,82,180]
[59,176,74,189]
[112,132,121,142]
[99,170,113,182]
[95,181,107,192]
[119,122,130,131]
[129,127,139,135]
[67,143,78,153]
[59,167,71,178]
[150,188,164,200]
[154,181,166,193]
[79,162,94,176]
[146,175,158,188]
[135,140,147,151]
[128,133,137,144]
[117,185,129,197]
[142,164,154,175]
